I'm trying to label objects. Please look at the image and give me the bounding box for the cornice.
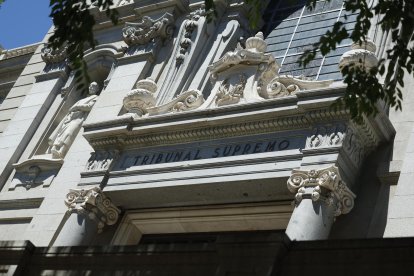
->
[91,0,189,30]
[83,86,352,149]
[83,83,394,157]
[0,43,40,60]
[0,197,43,210]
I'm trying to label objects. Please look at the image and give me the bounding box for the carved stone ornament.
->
[305,124,347,149]
[202,32,333,109]
[176,6,206,64]
[339,40,378,72]
[287,166,356,216]
[11,157,64,190]
[86,150,120,171]
[41,44,67,64]
[216,74,247,106]
[123,78,157,116]
[47,82,99,159]
[65,187,121,233]
[122,13,175,46]
[209,32,276,77]
[259,75,333,99]
[117,0,133,6]
[123,78,204,117]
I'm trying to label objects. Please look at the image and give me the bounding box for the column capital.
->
[64,187,121,233]
[287,166,356,216]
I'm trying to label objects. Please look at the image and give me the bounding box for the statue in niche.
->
[47,82,99,159]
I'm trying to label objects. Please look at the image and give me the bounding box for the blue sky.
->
[0,0,52,49]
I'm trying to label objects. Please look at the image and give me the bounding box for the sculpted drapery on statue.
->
[47,82,99,159]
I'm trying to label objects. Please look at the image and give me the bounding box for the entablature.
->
[83,85,351,150]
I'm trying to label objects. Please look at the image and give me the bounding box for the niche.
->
[10,47,117,190]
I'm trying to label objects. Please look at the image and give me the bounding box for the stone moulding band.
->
[287,165,356,216]
[86,107,349,149]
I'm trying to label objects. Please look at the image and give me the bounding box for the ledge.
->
[83,86,352,150]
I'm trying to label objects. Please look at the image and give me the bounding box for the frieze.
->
[118,134,302,170]
[305,124,347,149]
[2,43,39,60]
[86,150,120,172]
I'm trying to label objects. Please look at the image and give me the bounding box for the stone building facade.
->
[0,0,413,275]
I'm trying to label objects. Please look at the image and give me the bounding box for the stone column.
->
[285,166,355,240]
[53,187,121,246]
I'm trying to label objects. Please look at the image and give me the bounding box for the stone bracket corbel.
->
[38,44,69,80]
[65,187,121,233]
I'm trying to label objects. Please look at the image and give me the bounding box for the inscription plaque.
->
[117,133,306,170]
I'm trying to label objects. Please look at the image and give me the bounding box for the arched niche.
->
[33,45,118,157]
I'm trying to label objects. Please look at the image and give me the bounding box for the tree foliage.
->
[300,0,414,122]
[48,0,118,91]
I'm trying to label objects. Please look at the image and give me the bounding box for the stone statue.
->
[47,82,99,159]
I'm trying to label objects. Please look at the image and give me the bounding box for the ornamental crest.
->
[216,74,247,106]
[122,13,175,46]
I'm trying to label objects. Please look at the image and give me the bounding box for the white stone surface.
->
[0,0,409,247]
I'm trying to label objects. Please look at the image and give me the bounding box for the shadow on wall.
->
[329,143,393,239]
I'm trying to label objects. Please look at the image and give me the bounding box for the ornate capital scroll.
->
[65,187,121,233]
[123,78,204,117]
[287,166,356,216]
[122,13,174,46]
